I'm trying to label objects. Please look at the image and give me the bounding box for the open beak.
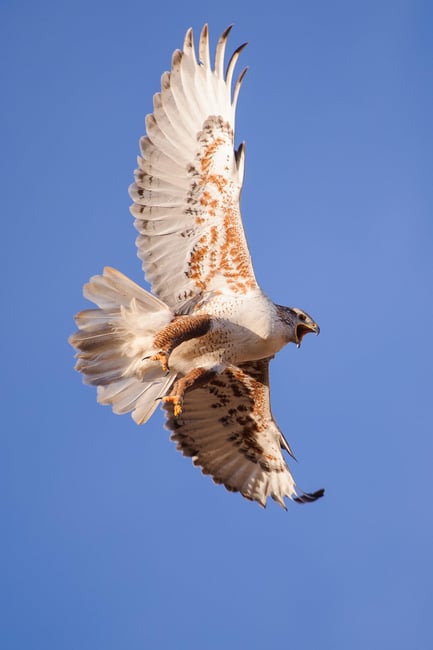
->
[295,321,320,347]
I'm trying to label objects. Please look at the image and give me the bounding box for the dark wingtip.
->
[294,488,325,504]
[221,24,234,39]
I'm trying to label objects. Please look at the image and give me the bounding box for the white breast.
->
[169,289,289,375]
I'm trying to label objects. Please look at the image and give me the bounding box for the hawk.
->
[70,25,324,509]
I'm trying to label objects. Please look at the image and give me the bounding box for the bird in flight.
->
[70,25,324,509]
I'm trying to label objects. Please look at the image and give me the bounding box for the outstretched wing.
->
[164,358,324,509]
[129,25,258,310]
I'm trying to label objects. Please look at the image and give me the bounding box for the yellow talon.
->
[150,352,169,372]
[162,395,183,417]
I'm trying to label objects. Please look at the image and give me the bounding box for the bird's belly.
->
[169,319,286,376]
[168,291,289,375]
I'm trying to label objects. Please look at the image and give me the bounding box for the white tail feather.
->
[70,267,176,424]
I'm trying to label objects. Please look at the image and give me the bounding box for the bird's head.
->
[277,305,320,347]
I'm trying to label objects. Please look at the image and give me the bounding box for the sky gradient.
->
[2,1,433,648]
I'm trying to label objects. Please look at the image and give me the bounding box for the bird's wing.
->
[164,358,324,508]
[130,25,259,311]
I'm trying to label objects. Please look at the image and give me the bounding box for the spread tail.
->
[69,267,177,424]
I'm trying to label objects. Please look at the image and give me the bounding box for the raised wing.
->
[164,358,324,509]
[129,25,258,310]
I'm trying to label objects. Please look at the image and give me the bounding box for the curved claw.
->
[162,394,183,417]
[150,351,170,372]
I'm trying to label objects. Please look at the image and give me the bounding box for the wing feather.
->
[164,359,304,508]
[215,25,233,79]
[130,25,258,309]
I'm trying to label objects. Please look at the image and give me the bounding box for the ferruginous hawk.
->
[70,25,324,509]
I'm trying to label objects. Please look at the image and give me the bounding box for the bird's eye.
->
[298,313,307,322]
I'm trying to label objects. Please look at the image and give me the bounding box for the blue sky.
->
[2,1,432,648]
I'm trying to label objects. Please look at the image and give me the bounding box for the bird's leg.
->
[162,367,216,417]
[151,314,212,371]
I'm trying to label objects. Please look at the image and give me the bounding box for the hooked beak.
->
[295,321,320,348]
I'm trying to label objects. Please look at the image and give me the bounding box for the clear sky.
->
[2,1,432,648]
